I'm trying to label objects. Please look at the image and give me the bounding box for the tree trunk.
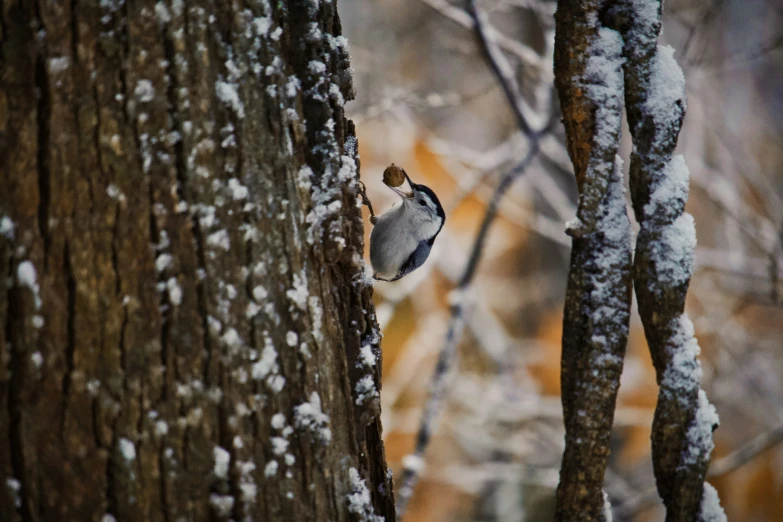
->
[0,1,394,521]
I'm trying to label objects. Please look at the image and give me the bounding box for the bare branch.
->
[615,422,783,519]
[416,0,543,70]
[395,140,542,517]
[467,0,534,135]
[394,0,556,516]
[708,422,783,478]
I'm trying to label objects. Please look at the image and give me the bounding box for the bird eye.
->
[418,200,427,207]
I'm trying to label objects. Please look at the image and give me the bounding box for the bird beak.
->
[389,185,413,199]
[388,168,415,198]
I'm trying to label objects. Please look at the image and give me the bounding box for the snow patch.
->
[308,60,326,74]
[216,80,245,118]
[264,460,279,477]
[154,2,170,24]
[286,271,309,311]
[582,27,624,151]
[134,80,155,103]
[271,437,288,455]
[355,375,378,406]
[401,454,424,474]
[0,216,15,239]
[155,253,173,273]
[207,229,231,251]
[700,483,727,521]
[118,438,136,461]
[644,154,689,219]
[644,45,687,123]
[359,344,377,367]
[166,277,182,306]
[271,413,286,430]
[48,56,71,73]
[213,446,230,479]
[649,213,696,288]
[347,467,384,522]
[252,16,272,37]
[209,494,235,516]
[661,315,702,405]
[683,390,719,466]
[252,285,268,302]
[294,392,332,444]
[227,178,249,200]
[17,261,42,309]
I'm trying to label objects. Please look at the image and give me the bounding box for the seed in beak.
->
[383,164,406,188]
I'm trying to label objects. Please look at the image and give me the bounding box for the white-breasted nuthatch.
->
[369,168,445,281]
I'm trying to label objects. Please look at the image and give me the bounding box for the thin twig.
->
[615,422,783,519]
[708,422,783,478]
[395,139,542,517]
[416,0,542,70]
[466,0,533,136]
[394,0,556,516]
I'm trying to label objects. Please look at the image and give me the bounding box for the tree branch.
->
[395,141,541,517]
[606,0,727,519]
[396,1,556,516]
[466,0,534,135]
[551,3,634,519]
[708,422,783,478]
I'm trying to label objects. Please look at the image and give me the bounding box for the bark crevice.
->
[35,49,51,265]
[61,242,76,423]
[6,287,33,522]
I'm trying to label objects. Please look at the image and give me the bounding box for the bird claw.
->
[358,180,377,225]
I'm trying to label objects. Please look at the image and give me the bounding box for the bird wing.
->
[395,240,433,280]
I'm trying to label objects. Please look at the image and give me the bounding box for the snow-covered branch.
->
[606,0,727,519]
[552,4,634,520]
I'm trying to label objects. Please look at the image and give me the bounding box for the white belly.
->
[369,206,419,280]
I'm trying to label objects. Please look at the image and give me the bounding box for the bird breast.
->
[369,205,422,280]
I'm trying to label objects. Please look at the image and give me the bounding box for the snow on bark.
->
[0,0,393,520]
[564,28,625,238]
[16,260,42,310]
[354,329,381,408]
[347,467,385,522]
[556,159,633,522]
[553,6,634,519]
[607,0,726,519]
[294,392,332,445]
[700,483,727,522]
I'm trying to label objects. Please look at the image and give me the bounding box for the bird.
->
[369,168,445,281]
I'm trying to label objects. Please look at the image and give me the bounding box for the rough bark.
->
[553,1,633,520]
[0,1,393,521]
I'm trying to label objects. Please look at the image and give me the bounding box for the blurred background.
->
[341,0,783,520]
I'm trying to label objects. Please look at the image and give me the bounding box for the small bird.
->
[369,167,445,281]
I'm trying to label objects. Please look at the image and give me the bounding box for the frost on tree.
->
[0,1,393,521]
